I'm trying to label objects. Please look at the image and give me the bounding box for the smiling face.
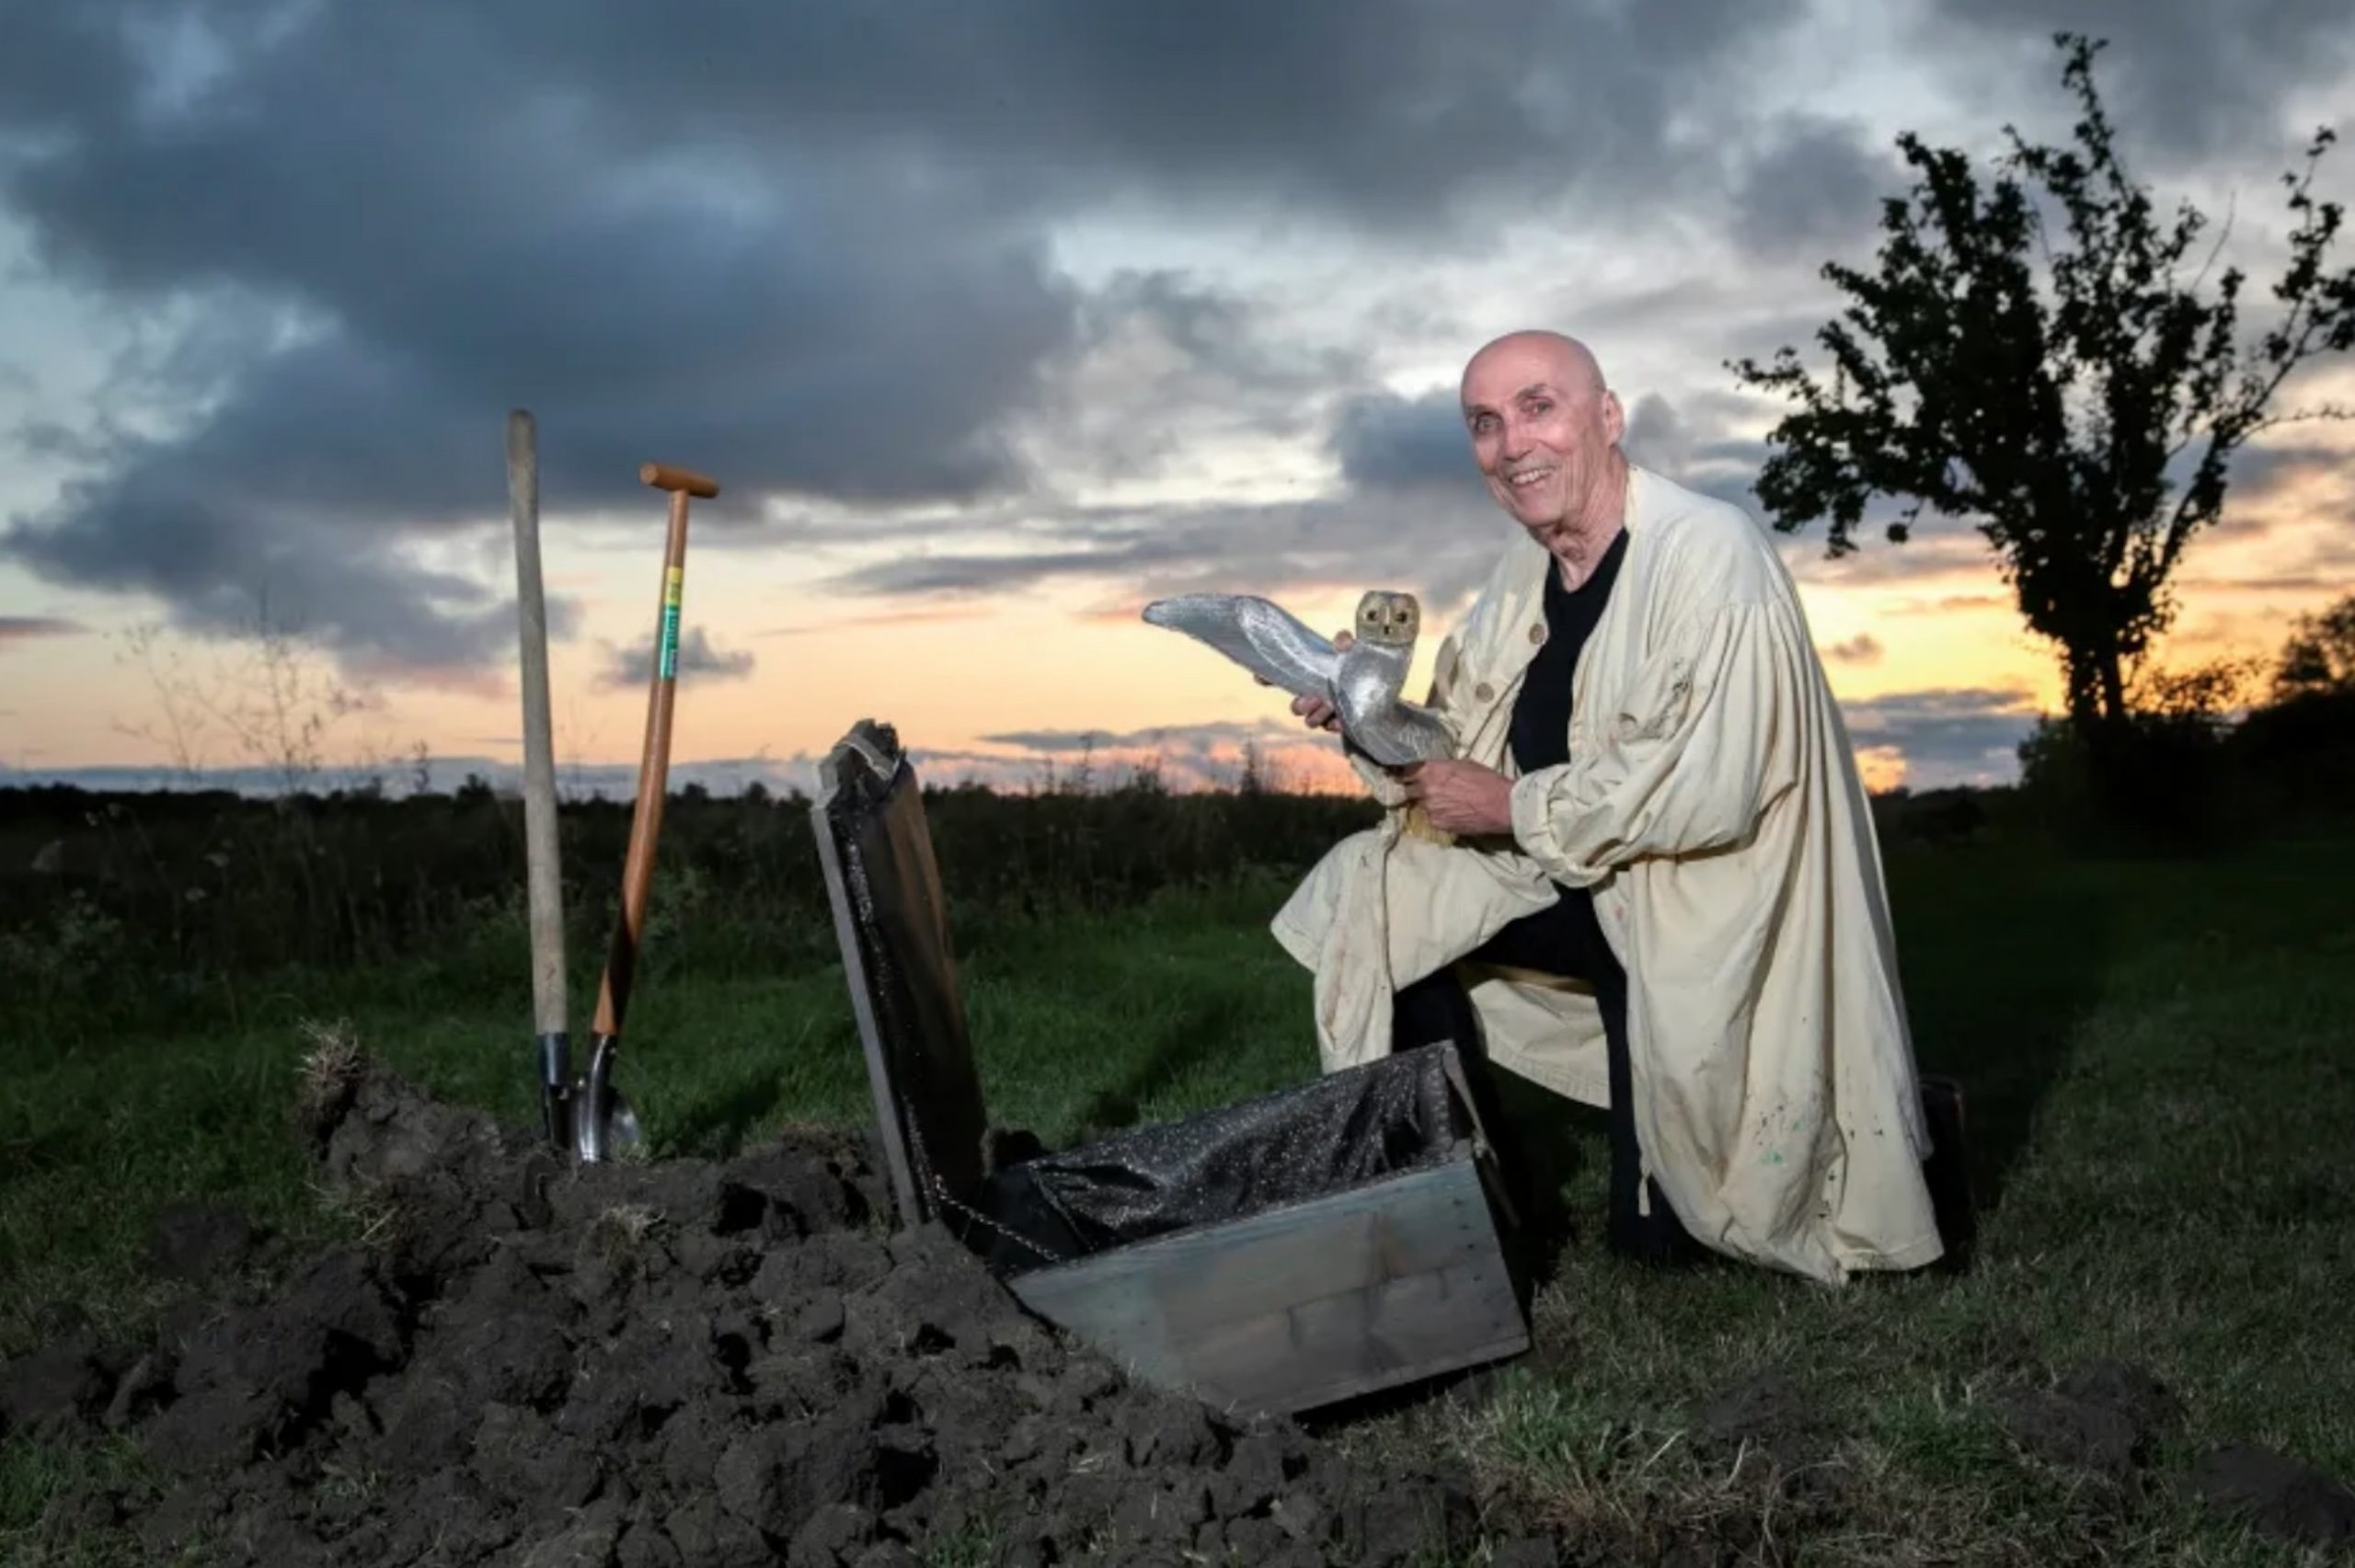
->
[1459,332,1626,547]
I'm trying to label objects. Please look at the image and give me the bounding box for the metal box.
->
[809,720,1532,1418]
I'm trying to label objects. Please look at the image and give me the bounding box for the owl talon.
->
[1400,801,1458,846]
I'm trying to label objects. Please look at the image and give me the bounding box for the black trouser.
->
[1390,884,1701,1264]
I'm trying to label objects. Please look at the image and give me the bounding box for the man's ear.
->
[1600,388,1626,444]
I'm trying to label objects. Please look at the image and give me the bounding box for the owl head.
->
[1353,590,1421,648]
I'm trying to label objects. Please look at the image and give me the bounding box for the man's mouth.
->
[1506,466,1556,491]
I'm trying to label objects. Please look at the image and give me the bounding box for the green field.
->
[6,797,2353,1564]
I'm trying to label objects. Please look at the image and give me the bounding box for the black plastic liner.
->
[810,724,1479,1286]
[970,1044,1467,1278]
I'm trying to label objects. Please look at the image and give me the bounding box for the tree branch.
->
[2249,400,2355,432]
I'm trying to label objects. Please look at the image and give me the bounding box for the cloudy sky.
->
[3,0,2350,798]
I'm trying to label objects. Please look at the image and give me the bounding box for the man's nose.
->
[1499,418,1533,460]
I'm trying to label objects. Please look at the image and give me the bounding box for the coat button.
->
[1475,681,1495,703]
[1528,624,1545,645]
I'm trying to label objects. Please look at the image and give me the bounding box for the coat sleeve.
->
[1506,600,1807,887]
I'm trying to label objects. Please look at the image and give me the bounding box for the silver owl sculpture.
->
[1141,589,1454,767]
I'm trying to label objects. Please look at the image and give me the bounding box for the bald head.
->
[1458,328,1628,564]
[1460,330,1606,401]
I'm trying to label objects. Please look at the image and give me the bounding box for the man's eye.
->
[1527,399,1553,415]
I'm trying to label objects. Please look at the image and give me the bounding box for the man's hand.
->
[1401,759,1515,837]
[1285,630,1353,733]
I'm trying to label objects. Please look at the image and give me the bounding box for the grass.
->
[7,829,2355,1564]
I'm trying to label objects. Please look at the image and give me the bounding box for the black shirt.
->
[1510,527,1629,775]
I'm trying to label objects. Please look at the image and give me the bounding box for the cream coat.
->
[1271,464,1944,1283]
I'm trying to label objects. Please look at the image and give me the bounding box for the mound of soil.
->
[2,1057,1559,1566]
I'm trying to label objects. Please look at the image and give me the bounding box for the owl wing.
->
[1336,688,1456,766]
[1141,594,1342,702]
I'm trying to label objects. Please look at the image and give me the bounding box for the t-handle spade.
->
[577,460,720,1163]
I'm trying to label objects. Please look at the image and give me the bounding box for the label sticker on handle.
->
[659,567,684,680]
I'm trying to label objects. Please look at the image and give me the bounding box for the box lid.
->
[810,719,990,1228]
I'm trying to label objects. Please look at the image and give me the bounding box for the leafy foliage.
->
[2010,607,2355,848]
[1731,33,2355,731]
[2271,590,2355,701]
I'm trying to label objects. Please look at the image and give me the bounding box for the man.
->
[1269,330,1945,1284]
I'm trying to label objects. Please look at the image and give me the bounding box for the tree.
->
[2271,591,2355,700]
[1731,33,2355,741]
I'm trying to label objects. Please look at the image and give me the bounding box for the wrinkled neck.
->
[1550,455,1629,588]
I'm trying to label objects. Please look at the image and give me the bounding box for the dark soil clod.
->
[2054,1356,2187,1438]
[1989,1358,2184,1483]
[146,1198,266,1285]
[1690,1367,1834,1479]
[2188,1441,2355,1549]
[1991,1387,2142,1481]
[0,1340,112,1442]
[5,1058,1532,1566]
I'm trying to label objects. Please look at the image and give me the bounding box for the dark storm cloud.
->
[1076,274,1345,400]
[595,626,756,691]
[1913,2,2355,164]
[0,8,132,130]
[0,0,1809,672]
[827,539,1206,600]
[1331,390,1475,492]
[1838,684,2047,784]
[2222,440,2352,508]
[1032,270,1370,484]
[1729,115,1909,260]
[0,9,1065,669]
[824,482,1511,621]
[1621,391,1774,515]
[831,372,2033,616]
[508,0,1808,226]
[0,145,1074,666]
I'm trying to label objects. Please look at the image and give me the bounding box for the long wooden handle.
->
[591,480,698,1039]
[508,410,569,1038]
